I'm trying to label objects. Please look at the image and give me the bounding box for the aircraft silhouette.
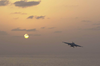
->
[63,42,82,48]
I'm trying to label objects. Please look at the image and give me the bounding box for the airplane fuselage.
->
[63,42,82,48]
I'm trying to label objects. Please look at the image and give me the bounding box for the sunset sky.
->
[0,0,100,55]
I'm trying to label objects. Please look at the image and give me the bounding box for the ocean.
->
[0,54,100,66]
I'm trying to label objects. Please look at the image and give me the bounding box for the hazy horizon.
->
[0,0,100,55]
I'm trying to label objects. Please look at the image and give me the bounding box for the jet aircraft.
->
[63,42,82,48]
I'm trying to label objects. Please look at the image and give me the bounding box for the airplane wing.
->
[77,45,82,47]
[63,42,72,45]
[63,41,83,48]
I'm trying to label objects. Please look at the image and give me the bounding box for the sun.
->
[24,34,29,39]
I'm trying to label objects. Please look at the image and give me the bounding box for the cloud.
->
[82,20,91,22]
[11,28,36,32]
[12,36,23,38]
[14,0,41,8]
[32,34,41,36]
[93,23,100,25]
[87,26,100,30]
[34,34,41,36]
[54,31,62,33]
[11,12,27,15]
[27,15,45,19]
[29,34,41,36]
[36,16,45,19]
[12,28,26,31]
[41,27,45,29]
[48,27,55,29]
[0,0,9,6]
[0,30,8,35]
[27,16,34,19]
[26,29,36,32]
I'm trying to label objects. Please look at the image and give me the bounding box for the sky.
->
[0,0,100,55]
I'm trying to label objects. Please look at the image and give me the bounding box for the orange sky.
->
[0,0,100,55]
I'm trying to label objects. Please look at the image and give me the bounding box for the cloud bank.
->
[36,16,45,19]
[41,27,45,29]
[0,30,8,35]
[14,0,41,8]
[48,27,55,29]
[0,0,9,6]
[11,28,36,32]
[54,31,62,33]
[82,20,91,22]
[87,26,100,30]
[27,16,34,19]
[11,12,27,15]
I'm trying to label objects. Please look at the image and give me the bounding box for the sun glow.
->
[24,34,29,39]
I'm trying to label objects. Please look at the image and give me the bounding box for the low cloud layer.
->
[12,36,23,38]
[48,27,55,29]
[87,26,100,30]
[0,30,8,35]
[0,0,9,6]
[54,31,62,33]
[14,0,41,8]
[82,20,91,22]
[11,28,36,32]
[29,34,41,36]
[41,27,45,29]
[11,12,27,15]
[34,34,41,36]
[93,23,100,25]
[26,29,36,32]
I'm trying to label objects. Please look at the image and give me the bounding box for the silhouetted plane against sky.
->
[63,42,82,48]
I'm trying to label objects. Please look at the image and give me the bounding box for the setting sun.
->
[24,34,29,39]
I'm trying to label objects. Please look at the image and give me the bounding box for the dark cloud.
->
[26,29,36,32]
[24,33,41,36]
[12,36,23,38]
[82,20,91,22]
[54,31,62,33]
[48,27,55,29]
[0,0,9,6]
[27,15,45,19]
[0,30,8,35]
[27,16,34,19]
[29,34,41,36]
[12,28,26,31]
[33,34,41,36]
[41,27,45,29]
[14,0,41,8]
[11,12,27,15]
[11,28,36,32]
[36,16,45,19]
